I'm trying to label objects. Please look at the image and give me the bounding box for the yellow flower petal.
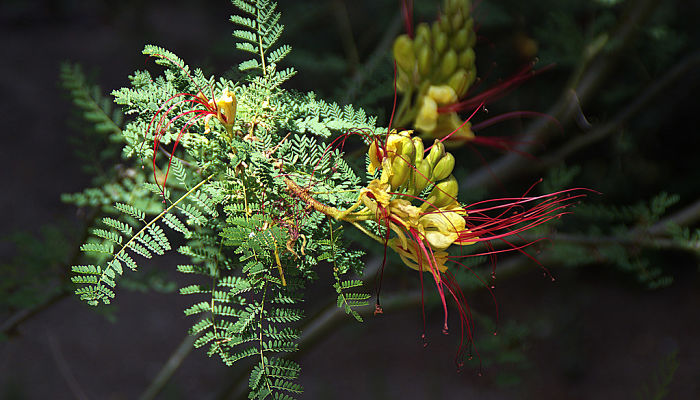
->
[415,96,438,132]
[427,85,458,105]
[419,209,466,250]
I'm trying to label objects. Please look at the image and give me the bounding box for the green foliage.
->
[636,349,679,400]
[60,62,124,178]
[321,220,369,321]
[547,192,688,288]
[61,1,382,397]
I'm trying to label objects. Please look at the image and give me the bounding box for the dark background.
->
[2,0,699,399]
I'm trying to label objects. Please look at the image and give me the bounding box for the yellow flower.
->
[415,96,438,132]
[420,212,464,250]
[213,87,237,128]
[360,179,392,212]
[388,238,450,275]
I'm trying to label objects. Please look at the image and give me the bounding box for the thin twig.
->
[48,333,90,400]
[1,292,70,335]
[139,334,198,400]
[649,198,700,236]
[539,51,700,169]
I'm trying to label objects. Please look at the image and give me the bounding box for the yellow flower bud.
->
[390,156,411,189]
[417,46,432,77]
[414,23,431,49]
[432,20,442,40]
[448,69,470,98]
[215,87,237,127]
[424,174,458,209]
[466,20,476,47]
[393,34,416,73]
[425,139,445,167]
[439,14,451,33]
[367,140,383,174]
[440,49,459,79]
[453,27,471,51]
[386,131,414,161]
[458,48,475,69]
[432,152,455,181]
[396,69,411,92]
[412,159,433,193]
[412,137,425,163]
[435,31,448,55]
[451,11,464,31]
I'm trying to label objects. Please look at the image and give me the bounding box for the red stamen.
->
[401,0,414,38]
[439,63,553,113]
[424,102,484,154]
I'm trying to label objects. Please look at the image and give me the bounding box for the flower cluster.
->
[364,131,467,275]
[290,129,587,361]
[393,0,477,142]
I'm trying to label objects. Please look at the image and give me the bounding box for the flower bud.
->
[426,139,445,167]
[425,174,458,209]
[451,12,464,31]
[465,19,476,47]
[393,35,416,73]
[432,20,442,39]
[390,156,411,189]
[417,46,432,77]
[216,87,237,127]
[453,27,471,51]
[440,49,458,79]
[399,136,416,163]
[412,159,433,193]
[367,139,383,174]
[396,70,411,92]
[412,137,425,163]
[414,23,431,50]
[439,14,451,33]
[432,152,455,181]
[435,31,448,55]
[448,69,470,98]
[458,48,476,69]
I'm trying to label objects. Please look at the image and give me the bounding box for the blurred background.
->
[1,0,699,398]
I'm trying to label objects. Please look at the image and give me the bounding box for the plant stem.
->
[138,334,197,400]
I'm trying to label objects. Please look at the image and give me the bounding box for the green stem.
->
[99,174,214,287]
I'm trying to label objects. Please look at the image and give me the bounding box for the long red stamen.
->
[471,110,560,133]
[423,103,484,153]
[412,228,449,332]
[439,63,553,113]
[400,0,414,38]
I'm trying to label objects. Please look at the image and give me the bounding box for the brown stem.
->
[139,334,197,400]
[539,51,700,170]
[284,177,344,218]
